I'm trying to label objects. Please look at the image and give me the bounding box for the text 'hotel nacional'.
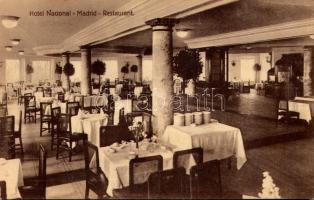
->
[29,10,134,17]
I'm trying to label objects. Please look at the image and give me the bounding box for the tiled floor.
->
[6,95,314,198]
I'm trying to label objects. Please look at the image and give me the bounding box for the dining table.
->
[71,113,109,146]
[161,121,247,170]
[45,101,67,115]
[96,141,173,196]
[0,158,24,199]
[287,99,313,123]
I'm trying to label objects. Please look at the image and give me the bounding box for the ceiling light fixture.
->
[18,50,24,55]
[175,28,191,38]
[309,35,314,39]
[1,16,19,28]
[5,46,13,51]
[11,39,20,45]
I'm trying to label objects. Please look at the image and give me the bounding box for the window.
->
[143,59,152,82]
[32,60,51,83]
[5,59,20,83]
[70,61,82,82]
[240,58,255,82]
[101,59,118,82]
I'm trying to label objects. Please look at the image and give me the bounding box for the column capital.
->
[136,54,143,59]
[80,46,91,51]
[145,18,179,28]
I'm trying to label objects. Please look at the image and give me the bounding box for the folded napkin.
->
[100,109,105,115]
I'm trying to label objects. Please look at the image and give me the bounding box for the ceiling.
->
[0,0,130,60]
[94,0,314,54]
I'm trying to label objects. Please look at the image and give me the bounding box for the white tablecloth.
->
[45,102,67,115]
[98,142,173,196]
[83,96,108,108]
[115,84,123,95]
[295,96,314,102]
[288,100,312,123]
[71,114,108,146]
[161,122,247,170]
[0,159,24,199]
[35,96,55,108]
[114,99,132,125]
[134,86,143,98]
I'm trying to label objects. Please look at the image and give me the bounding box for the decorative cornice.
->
[145,18,179,27]
[185,18,314,49]
[34,0,237,55]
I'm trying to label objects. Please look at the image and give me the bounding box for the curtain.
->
[5,59,20,83]
[32,60,51,83]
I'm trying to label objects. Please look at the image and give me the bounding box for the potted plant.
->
[91,59,106,88]
[121,63,129,80]
[63,62,75,91]
[26,64,34,82]
[173,49,203,95]
[130,64,138,82]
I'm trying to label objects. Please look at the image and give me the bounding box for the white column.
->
[61,53,70,89]
[80,47,91,95]
[146,18,178,137]
[136,55,143,83]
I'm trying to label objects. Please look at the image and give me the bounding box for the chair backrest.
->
[0,92,7,105]
[66,102,79,116]
[277,99,289,111]
[57,93,65,102]
[57,114,70,138]
[173,147,203,172]
[0,116,15,158]
[190,160,222,199]
[38,144,47,198]
[0,181,6,200]
[129,155,163,192]
[99,125,134,147]
[148,167,186,199]
[24,95,36,108]
[44,88,52,97]
[84,140,100,173]
[0,105,7,117]
[36,87,44,92]
[51,107,61,121]
[40,102,52,118]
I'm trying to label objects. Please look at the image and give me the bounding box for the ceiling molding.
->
[33,45,65,56]
[185,18,314,49]
[35,0,237,55]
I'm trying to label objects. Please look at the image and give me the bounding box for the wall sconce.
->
[1,16,19,29]
[18,50,24,55]
[175,28,192,38]
[231,61,236,66]
[11,39,20,46]
[5,46,13,51]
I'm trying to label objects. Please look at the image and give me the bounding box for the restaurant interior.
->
[1,0,314,199]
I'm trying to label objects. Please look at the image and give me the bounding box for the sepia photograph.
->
[0,0,314,199]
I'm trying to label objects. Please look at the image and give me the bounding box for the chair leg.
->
[19,137,24,154]
[56,139,59,159]
[40,122,43,136]
[85,186,89,199]
[69,141,72,162]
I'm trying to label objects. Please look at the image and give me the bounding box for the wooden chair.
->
[51,107,61,151]
[0,181,6,200]
[173,147,203,194]
[39,102,52,136]
[56,114,86,162]
[84,140,108,199]
[44,88,52,97]
[0,105,7,117]
[57,92,65,102]
[24,95,39,123]
[148,167,187,199]
[13,110,24,155]
[19,144,47,199]
[113,155,163,199]
[0,115,15,159]
[0,92,8,115]
[36,87,44,93]
[66,102,80,116]
[99,125,134,147]
[190,160,223,199]
[277,99,299,123]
